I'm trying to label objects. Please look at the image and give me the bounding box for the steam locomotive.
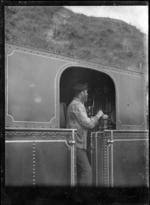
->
[5,43,148,187]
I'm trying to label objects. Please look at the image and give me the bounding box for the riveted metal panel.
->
[5,139,33,186]
[91,130,149,187]
[5,129,77,187]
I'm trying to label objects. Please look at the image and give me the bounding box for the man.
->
[66,82,104,186]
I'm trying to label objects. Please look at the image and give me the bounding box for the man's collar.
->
[74,97,84,105]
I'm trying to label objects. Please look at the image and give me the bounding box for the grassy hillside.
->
[5,6,148,71]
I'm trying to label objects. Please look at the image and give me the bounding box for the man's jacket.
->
[66,97,98,149]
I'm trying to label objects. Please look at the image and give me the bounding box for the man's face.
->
[81,89,88,103]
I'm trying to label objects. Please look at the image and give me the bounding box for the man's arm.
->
[74,103,102,129]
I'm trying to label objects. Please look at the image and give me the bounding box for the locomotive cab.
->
[5,43,148,187]
[59,66,116,130]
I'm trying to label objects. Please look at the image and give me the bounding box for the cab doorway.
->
[59,66,116,130]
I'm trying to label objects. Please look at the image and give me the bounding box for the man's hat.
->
[73,82,88,91]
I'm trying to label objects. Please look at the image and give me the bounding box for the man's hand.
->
[96,109,104,119]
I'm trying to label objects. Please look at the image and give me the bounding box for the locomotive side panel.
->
[5,44,70,128]
[5,129,77,187]
[107,71,146,130]
[5,43,146,129]
[91,131,149,187]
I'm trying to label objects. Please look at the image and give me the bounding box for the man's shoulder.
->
[72,98,83,106]
[68,98,83,108]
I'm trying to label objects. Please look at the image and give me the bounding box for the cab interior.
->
[59,66,116,130]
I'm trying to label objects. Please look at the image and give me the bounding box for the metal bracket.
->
[68,140,76,145]
[107,139,113,145]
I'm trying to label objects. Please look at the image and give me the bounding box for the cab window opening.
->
[59,66,116,130]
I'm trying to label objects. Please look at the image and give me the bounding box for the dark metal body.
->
[5,43,148,187]
[91,130,149,187]
[5,128,76,187]
[5,43,147,130]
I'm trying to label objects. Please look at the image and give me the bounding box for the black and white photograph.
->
[1,1,149,205]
